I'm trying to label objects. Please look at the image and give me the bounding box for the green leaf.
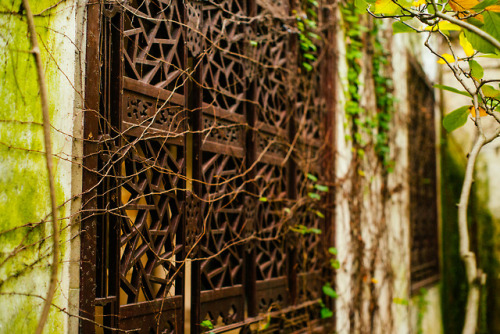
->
[472,0,500,10]
[303,53,316,60]
[465,13,499,54]
[249,40,258,47]
[307,32,321,40]
[392,21,415,34]
[330,259,341,269]
[374,0,401,14]
[482,84,500,98]
[328,247,338,255]
[442,106,469,132]
[307,8,318,18]
[469,60,484,80]
[200,320,214,330]
[478,53,500,58]
[434,84,472,97]
[322,284,338,298]
[355,0,369,11]
[465,31,496,54]
[315,210,325,218]
[467,17,485,28]
[302,62,313,71]
[310,227,322,234]
[314,184,329,192]
[321,307,334,319]
[307,173,318,182]
[308,192,321,200]
[259,197,268,202]
[291,225,306,234]
[306,19,317,28]
[483,11,500,42]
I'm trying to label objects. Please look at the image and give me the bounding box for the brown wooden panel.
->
[83,0,336,332]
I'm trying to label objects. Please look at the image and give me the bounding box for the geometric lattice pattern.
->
[254,162,289,313]
[123,0,184,91]
[201,0,246,114]
[119,140,185,304]
[199,152,245,292]
[84,0,334,332]
[253,1,290,129]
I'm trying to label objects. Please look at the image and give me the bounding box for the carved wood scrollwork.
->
[185,191,201,257]
[243,197,256,241]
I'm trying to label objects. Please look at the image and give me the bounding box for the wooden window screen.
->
[80,0,336,333]
[407,61,440,293]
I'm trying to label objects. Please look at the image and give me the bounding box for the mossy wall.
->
[440,137,498,334]
[0,1,81,332]
[440,139,467,334]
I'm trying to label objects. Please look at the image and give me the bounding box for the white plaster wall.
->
[43,1,86,332]
[388,33,412,334]
[334,16,443,333]
[50,2,85,332]
[335,6,354,333]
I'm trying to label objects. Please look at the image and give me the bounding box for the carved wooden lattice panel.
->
[91,0,188,333]
[250,0,292,316]
[83,0,335,332]
[117,139,185,333]
[201,0,247,114]
[123,0,185,91]
[198,151,247,326]
[195,1,250,327]
[252,0,290,129]
[254,160,289,313]
[407,62,439,293]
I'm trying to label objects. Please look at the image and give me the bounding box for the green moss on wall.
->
[0,1,72,332]
[440,140,467,334]
[473,160,499,334]
[440,138,498,334]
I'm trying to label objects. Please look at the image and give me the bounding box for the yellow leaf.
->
[469,106,487,117]
[412,0,425,6]
[485,4,500,11]
[459,32,475,57]
[437,53,456,64]
[371,278,379,284]
[449,0,479,11]
[374,0,400,14]
[425,21,462,31]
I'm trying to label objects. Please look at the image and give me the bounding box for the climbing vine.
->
[342,1,394,170]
